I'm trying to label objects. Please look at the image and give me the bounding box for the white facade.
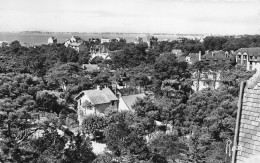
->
[64,36,83,47]
[192,80,221,92]
[48,37,57,44]
[101,38,110,44]
[0,41,9,47]
[192,71,221,92]
[91,52,110,60]
[74,88,118,125]
[48,38,54,44]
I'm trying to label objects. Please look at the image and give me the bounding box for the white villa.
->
[235,47,260,71]
[48,36,57,44]
[74,88,118,125]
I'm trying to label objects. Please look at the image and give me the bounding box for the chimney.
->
[116,92,121,99]
[199,51,201,61]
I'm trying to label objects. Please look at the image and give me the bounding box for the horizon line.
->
[0,31,259,36]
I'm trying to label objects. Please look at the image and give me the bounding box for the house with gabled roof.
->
[185,52,201,64]
[235,47,260,71]
[202,50,232,64]
[69,42,88,52]
[0,41,9,47]
[64,36,88,52]
[48,36,57,44]
[70,36,82,43]
[74,88,118,125]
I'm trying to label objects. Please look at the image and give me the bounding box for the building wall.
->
[236,52,260,71]
[192,80,220,92]
[252,62,260,71]
[101,38,110,44]
[48,38,54,44]
[235,86,260,163]
[191,71,221,92]
[95,103,111,114]
[77,95,118,125]
[91,52,109,60]
[78,102,112,125]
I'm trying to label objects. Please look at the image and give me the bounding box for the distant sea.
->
[0,32,179,45]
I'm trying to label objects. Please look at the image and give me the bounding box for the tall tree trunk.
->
[7,112,11,138]
[196,70,200,92]
[41,76,47,86]
[213,73,216,89]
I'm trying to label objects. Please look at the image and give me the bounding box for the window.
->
[79,110,84,116]
[249,62,253,70]
[238,55,241,59]
[111,101,115,106]
[250,56,253,60]
[79,99,81,105]
[243,55,247,60]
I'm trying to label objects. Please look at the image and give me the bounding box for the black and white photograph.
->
[0,0,260,162]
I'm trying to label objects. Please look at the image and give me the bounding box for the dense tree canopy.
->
[153,53,191,94]
[1,34,259,162]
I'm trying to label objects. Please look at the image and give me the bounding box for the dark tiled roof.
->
[73,36,81,39]
[236,47,260,57]
[49,36,57,40]
[202,51,227,60]
[178,55,186,62]
[122,94,146,110]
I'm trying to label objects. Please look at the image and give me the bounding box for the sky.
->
[0,0,259,35]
